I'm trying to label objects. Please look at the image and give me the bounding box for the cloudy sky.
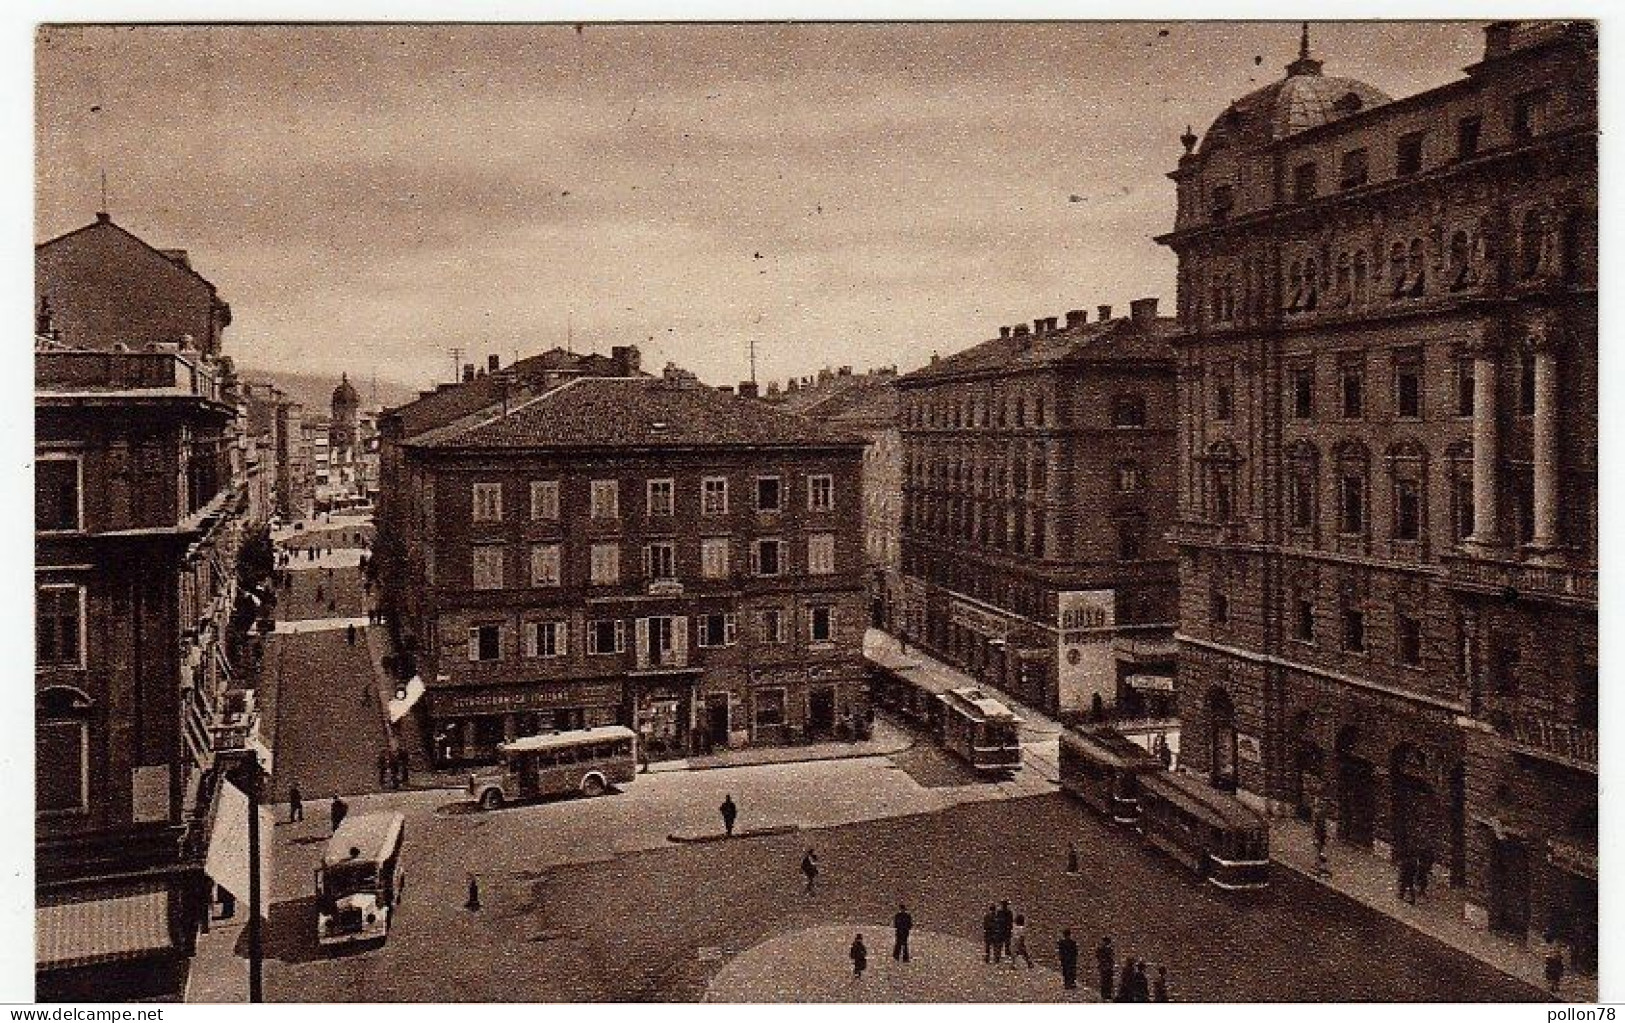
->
[35,21,1482,391]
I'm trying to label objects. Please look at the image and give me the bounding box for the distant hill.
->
[229,367,425,415]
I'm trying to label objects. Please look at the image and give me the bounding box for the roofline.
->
[407,438,868,458]
[37,216,225,298]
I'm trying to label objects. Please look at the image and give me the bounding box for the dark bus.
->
[1058,724,1165,826]
[1138,770,1271,890]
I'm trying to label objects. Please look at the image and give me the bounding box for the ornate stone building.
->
[897,301,1180,717]
[1158,22,1595,968]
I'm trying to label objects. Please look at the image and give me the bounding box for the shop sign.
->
[435,682,621,716]
[1126,673,1175,692]
[1057,589,1115,643]
[1236,733,1262,763]
[648,580,684,597]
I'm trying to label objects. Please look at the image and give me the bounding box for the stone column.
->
[1531,345,1561,549]
[1469,348,1501,547]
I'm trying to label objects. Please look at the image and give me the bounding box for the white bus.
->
[316,811,406,947]
[468,725,637,810]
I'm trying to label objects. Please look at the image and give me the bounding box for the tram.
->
[1057,724,1165,825]
[938,686,1023,773]
[1137,770,1271,890]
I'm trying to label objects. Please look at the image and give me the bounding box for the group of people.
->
[980,901,1035,968]
[377,747,412,789]
[1093,935,1169,1002]
[1395,845,1437,904]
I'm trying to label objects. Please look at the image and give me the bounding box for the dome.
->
[332,372,359,408]
[1198,27,1391,155]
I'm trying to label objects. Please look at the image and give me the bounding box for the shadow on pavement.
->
[242,895,326,965]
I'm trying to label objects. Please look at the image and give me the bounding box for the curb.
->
[681,736,917,772]
[669,824,801,844]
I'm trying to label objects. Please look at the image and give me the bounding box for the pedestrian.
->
[995,900,1014,961]
[377,749,392,789]
[1397,851,1416,904]
[1157,735,1173,768]
[720,794,738,837]
[982,904,999,963]
[801,848,819,894]
[1096,936,1116,999]
[1065,841,1080,874]
[466,875,481,911]
[329,598,337,612]
[288,781,303,823]
[898,634,908,654]
[1009,914,1033,968]
[395,748,409,788]
[1057,928,1079,990]
[1153,966,1170,1002]
[850,933,867,979]
[1132,961,1150,1001]
[315,584,324,604]
[1416,846,1435,898]
[1116,957,1136,1002]
[347,623,358,646]
[330,796,348,834]
[1545,941,1565,995]
[893,903,913,962]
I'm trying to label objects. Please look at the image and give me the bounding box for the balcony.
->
[1440,551,1596,608]
[1502,712,1597,773]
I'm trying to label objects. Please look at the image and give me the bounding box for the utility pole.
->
[749,336,758,385]
[449,347,463,384]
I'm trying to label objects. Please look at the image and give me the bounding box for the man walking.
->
[288,780,303,823]
[801,848,820,894]
[1095,935,1116,1000]
[1057,928,1079,990]
[995,900,1014,962]
[347,623,357,646]
[982,904,999,963]
[892,903,913,962]
[330,795,348,835]
[720,794,738,837]
[850,933,868,979]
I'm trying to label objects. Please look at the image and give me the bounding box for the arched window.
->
[1205,441,1242,523]
[1449,230,1471,291]
[1407,238,1427,296]
[1390,242,1409,298]
[1333,441,1370,535]
[1520,208,1545,279]
[1386,440,1429,546]
[1286,441,1320,533]
[1445,441,1474,543]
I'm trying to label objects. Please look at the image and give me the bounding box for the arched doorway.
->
[1207,687,1238,791]
[1389,742,1436,860]
[1289,710,1323,820]
[1336,726,1376,847]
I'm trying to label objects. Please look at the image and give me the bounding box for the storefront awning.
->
[204,779,274,904]
[388,675,425,724]
[37,882,174,971]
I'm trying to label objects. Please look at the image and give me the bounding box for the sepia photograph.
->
[26,10,1601,1007]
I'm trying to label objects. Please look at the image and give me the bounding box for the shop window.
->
[472,482,502,522]
[467,623,503,662]
[36,457,81,532]
[647,479,675,517]
[756,476,782,512]
[36,584,83,667]
[755,688,787,728]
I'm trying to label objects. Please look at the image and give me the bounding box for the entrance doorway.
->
[1489,836,1531,937]
[808,686,836,737]
[1207,688,1237,791]
[705,694,730,752]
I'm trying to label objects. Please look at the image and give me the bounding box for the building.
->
[896,300,1180,718]
[771,367,904,631]
[1157,22,1596,967]
[384,363,868,764]
[274,398,314,521]
[35,215,261,998]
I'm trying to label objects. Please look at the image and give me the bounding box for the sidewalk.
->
[863,629,1063,741]
[651,716,915,773]
[1272,815,1592,1001]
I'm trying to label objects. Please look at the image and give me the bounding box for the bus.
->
[938,686,1023,773]
[1058,724,1165,826]
[1137,770,1271,890]
[316,811,406,947]
[468,725,637,810]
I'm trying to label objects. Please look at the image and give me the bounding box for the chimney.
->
[488,353,500,373]
[1065,309,1087,329]
[718,385,735,395]
[1013,323,1031,337]
[1045,316,1059,333]
[838,366,852,377]
[999,326,1011,340]
[462,363,475,383]
[1483,21,1514,60]
[1032,318,1048,336]
[930,353,941,365]
[1097,305,1113,322]
[738,380,760,399]
[611,344,642,376]
[95,211,111,224]
[1130,297,1160,327]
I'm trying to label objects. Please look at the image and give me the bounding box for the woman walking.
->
[1009,914,1034,968]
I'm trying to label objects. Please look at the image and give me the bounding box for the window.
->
[808,533,836,575]
[647,479,674,517]
[1395,359,1422,419]
[472,483,502,522]
[1520,209,1545,280]
[467,623,503,662]
[37,585,83,667]
[1396,132,1425,177]
[1407,238,1427,296]
[37,710,89,814]
[808,475,834,512]
[1448,231,1472,290]
[1519,351,1537,415]
[1512,89,1548,141]
[37,457,81,532]
[1394,478,1422,541]
[1340,474,1366,534]
[471,545,505,590]
[1210,183,1235,219]
[1338,147,1369,189]
[1294,598,1315,642]
[1341,365,1364,419]
[701,538,730,579]
[698,612,739,648]
[1111,395,1146,428]
[590,543,620,585]
[590,480,619,520]
[530,543,561,587]
[1117,520,1143,562]
[644,542,677,580]
[1292,367,1314,420]
[1456,115,1482,160]
[588,619,626,655]
[1389,242,1410,298]
[756,476,782,512]
[1288,470,1315,530]
[1210,589,1230,626]
[530,480,559,521]
[752,538,784,576]
[1353,249,1369,305]
[1116,462,1143,493]
[1396,614,1422,666]
[524,620,567,658]
[1342,607,1366,653]
[1293,161,1318,202]
[701,476,729,516]
[1214,381,1233,421]
[809,605,835,643]
[755,688,787,728]
[1456,359,1475,417]
[759,608,786,644]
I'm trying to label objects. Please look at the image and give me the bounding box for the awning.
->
[388,675,425,724]
[204,779,275,904]
[37,882,174,970]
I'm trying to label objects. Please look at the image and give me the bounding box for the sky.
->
[35,21,1484,392]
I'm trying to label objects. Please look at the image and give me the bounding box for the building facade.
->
[897,301,1180,718]
[1158,22,1596,968]
[386,366,869,764]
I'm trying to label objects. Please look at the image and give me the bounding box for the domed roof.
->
[1199,27,1391,155]
[332,372,359,407]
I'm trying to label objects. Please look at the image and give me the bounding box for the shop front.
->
[629,670,700,762]
[429,680,624,765]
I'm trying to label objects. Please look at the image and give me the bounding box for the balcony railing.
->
[1441,551,1597,606]
[1504,712,1597,772]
